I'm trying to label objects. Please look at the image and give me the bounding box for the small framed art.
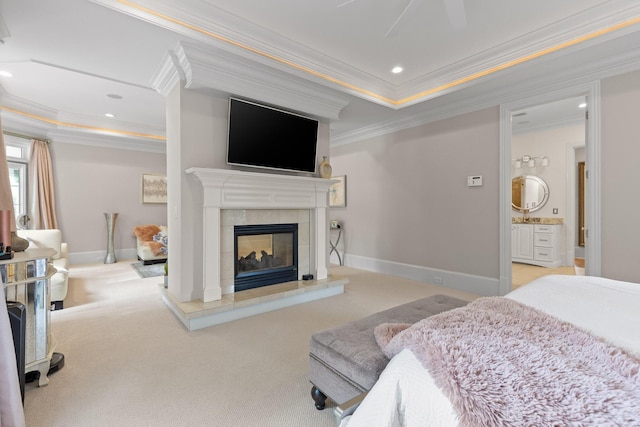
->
[329,175,346,208]
[142,174,167,204]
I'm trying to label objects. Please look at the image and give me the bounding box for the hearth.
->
[234,223,298,292]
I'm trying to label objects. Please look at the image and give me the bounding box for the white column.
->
[314,206,330,280]
[202,206,222,302]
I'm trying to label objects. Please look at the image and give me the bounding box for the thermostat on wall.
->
[467,176,483,187]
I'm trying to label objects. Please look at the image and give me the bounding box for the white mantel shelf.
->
[186,167,336,209]
[186,167,337,303]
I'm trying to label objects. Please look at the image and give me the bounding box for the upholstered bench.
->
[309,294,468,410]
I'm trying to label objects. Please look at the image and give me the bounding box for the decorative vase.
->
[11,232,29,252]
[104,213,118,264]
[0,210,11,249]
[319,156,332,178]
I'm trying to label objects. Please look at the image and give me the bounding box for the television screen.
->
[227,98,319,174]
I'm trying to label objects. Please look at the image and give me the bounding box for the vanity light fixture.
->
[513,155,549,168]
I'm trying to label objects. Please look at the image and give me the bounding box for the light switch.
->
[467,176,483,187]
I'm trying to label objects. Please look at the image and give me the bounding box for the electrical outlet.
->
[434,276,443,284]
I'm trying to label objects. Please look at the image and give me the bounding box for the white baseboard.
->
[70,248,137,265]
[338,253,500,297]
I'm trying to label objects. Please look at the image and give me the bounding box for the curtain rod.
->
[2,130,49,143]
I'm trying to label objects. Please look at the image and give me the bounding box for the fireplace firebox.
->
[234,223,298,292]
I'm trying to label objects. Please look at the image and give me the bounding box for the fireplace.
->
[234,223,298,292]
[186,168,335,303]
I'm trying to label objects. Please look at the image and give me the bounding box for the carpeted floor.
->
[22,260,478,427]
[130,261,166,278]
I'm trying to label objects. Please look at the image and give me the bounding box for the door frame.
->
[499,81,601,295]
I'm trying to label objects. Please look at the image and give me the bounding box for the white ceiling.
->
[1,0,640,152]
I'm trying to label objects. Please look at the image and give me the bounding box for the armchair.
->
[132,225,167,265]
[16,229,69,310]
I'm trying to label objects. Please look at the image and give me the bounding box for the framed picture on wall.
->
[142,174,167,204]
[329,175,346,208]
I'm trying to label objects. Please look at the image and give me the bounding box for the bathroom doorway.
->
[499,82,601,295]
[510,98,586,288]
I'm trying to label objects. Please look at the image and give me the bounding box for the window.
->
[4,135,30,219]
[8,162,27,216]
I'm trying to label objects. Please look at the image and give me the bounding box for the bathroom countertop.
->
[512,217,564,225]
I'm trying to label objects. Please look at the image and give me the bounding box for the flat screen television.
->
[227,98,319,174]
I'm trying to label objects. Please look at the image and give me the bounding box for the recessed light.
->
[391,66,403,74]
[578,102,587,108]
[105,113,116,118]
[107,93,123,99]
[0,70,13,78]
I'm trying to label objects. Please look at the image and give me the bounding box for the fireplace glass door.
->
[234,223,298,291]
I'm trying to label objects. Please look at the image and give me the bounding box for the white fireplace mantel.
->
[186,167,335,302]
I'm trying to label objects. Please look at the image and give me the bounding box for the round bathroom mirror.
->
[512,175,549,213]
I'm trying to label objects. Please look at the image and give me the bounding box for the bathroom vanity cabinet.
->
[511,223,563,268]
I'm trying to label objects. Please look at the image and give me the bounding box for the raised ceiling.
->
[1,0,640,151]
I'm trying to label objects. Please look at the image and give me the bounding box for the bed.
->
[339,275,640,426]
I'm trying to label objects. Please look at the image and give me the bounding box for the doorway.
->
[499,82,602,295]
[510,97,586,288]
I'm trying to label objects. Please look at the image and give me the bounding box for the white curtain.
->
[29,140,58,229]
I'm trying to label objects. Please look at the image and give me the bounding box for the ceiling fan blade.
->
[385,0,422,38]
[337,0,357,7]
[443,0,467,31]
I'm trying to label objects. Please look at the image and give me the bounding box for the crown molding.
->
[1,108,165,153]
[93,0,396,106]
[92,0,640,110]
[0,92,59,121]
[0,92,166,150]
[394,4,640,104]
[331,44,640,147]
[172,41,351,120]
[150,52,183,97]
[46,129,166,153]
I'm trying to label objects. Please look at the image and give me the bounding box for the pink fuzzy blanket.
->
[376,297,640,426]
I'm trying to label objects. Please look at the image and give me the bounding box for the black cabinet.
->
[7,301,25,402]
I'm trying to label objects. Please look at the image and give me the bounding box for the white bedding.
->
[342,275,640,427]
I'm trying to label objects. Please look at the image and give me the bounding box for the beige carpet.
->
[23,261,477,427]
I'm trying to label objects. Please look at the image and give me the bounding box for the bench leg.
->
[311,386,327,410]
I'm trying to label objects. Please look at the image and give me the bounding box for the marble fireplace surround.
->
[186,168,336,303]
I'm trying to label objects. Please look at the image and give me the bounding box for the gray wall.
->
[601,69,640,283]
[51,142,167,263]
[46,69,640,288]
[330,107,500,289]
[329,69,640,289]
